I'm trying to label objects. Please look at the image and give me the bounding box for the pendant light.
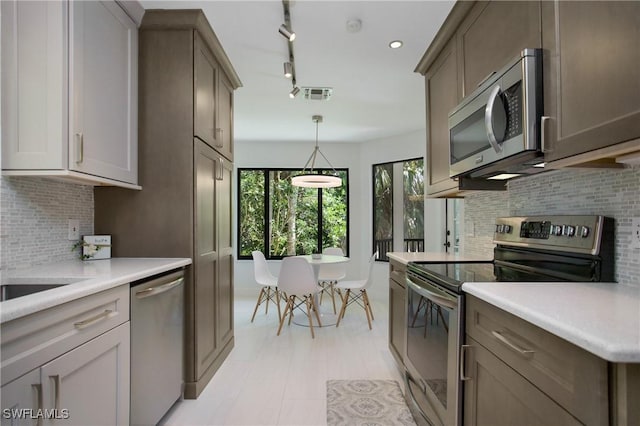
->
[291,115,342,188]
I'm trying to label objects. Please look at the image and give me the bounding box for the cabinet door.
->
[1,0,67,170]
[194,139,218,379]
[425,37,460,196]
[216,72,234,161]
[388,277,406,365]
[1,369,41,426]
[457,1,541,97]
[541,1,640,162]
[40,323,130,426]
[463,337,581,426]
[216,157,234,350]
[194,32,218,149]
[69,0,138,184]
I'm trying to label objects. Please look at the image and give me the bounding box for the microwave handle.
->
[485,85,506,153]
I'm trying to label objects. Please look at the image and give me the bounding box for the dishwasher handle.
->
[135,277,184,299]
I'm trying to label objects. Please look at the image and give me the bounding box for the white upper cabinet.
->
[1,0,139,189]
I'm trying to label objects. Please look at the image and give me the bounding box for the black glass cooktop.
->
[407,261,496,293]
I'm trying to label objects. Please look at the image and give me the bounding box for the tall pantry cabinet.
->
[94,10,241,399]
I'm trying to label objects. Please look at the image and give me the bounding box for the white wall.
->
[234,129,444,302]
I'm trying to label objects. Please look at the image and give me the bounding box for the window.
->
[372,158,424,261]
[238,168,349,259]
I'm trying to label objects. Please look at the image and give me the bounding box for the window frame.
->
[372,157,425,262]
[237,167,350,260]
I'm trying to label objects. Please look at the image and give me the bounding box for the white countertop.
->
[462,281,640,363]
[387,251,492,265]
[1,258,192,323]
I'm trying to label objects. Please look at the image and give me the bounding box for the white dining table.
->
[294,254,350,327]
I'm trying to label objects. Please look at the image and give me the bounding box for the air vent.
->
[301,87,333,101]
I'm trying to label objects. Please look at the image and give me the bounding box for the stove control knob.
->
[579,226,590,238]
[564,225,576,237]
[552,225,562,236]
[495,224,502,233]
[504,225,512,234]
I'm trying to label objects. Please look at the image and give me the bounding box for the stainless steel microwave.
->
[448,49,543,178]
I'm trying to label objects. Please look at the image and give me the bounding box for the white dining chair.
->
[251,250,282,322]
[335,251,378,329]
[317,247,347,314]
[277,256,324,338]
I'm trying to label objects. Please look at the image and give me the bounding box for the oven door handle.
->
[406,277,457,310]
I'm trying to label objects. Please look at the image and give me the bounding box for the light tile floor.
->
[160,294,403,426]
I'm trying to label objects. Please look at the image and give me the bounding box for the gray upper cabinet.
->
[95,9,241,400]
[194,32,219,150]
[457,1,541,97]
[424,37,461,197]
[1,0,139,188]
[541,1,640,166]
[194,31,234,161]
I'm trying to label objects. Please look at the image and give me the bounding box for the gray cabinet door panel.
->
[542,0,640,161]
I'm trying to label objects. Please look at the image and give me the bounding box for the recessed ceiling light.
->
[389,40,403,49]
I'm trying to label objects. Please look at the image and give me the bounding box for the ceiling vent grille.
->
[301,87,333,101]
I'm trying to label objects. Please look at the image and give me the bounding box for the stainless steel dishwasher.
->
[130,269,184,426]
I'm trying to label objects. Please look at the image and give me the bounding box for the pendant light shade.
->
[292,116,342,189]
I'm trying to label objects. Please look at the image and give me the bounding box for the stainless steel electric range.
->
[403,215,615,426]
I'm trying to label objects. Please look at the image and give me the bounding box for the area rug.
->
[327,379,417,426]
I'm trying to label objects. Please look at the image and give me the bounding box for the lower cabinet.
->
[388,259,406,366]
[1,286,130,426]
[464,295,609,426]
[41,323,130,426]
[463,336,581,426]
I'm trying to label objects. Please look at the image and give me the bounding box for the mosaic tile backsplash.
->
[464,167,640,286]
[1,177,94,270]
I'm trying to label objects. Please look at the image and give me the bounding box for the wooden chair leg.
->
[265,287,271,315]
[287,296,295,325]
[277,297,292,336]
[330,281,337,314]
[310,295,322,327]
[362,290,372,330]
[251,288,266,322]
[336,289,350,327]
[363,290,374,321]
[275,288,282,321]
[305,297,315,338]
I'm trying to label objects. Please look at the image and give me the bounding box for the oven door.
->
[405,272,462,426]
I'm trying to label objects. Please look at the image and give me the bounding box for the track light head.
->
[289,86,300,99]
[284,62,293,79]
[278,24,296,42]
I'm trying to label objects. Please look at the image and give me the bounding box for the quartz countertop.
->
[1,258,192,323]
[462,281,640,363]
[387,251,492,265]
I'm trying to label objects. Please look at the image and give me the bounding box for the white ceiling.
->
[140,0,455,144]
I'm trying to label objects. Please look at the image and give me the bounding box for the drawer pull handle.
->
[74,309,113,329]
[491,330,535,358]
[52,375,61,410]
[75,132,84,164]
[32,383,43,426]
[135,277,184,299]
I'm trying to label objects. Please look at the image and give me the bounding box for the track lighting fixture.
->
[289,86,300,98]
[284,62,293,79]
[278,24,296,42]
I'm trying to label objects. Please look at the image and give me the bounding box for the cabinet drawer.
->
[1,285,129,386]
[466,296,608,425]
[389,259,407,287]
